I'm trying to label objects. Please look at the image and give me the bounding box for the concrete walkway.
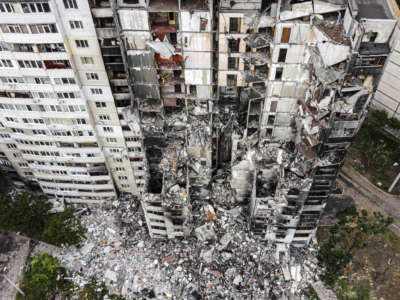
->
[338,164,400,236]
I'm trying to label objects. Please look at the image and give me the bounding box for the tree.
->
[0,192,51,240]
[0,192,85,246]
[336,207,393,251]
[41,208,85,246]
[17,253,73,300]
[78,277,126,300]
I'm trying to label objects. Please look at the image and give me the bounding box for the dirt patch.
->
[343,231,400,300]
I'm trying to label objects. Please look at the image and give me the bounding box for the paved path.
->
[338,164,400,236]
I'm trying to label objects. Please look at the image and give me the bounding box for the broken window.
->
[170,32,177,45]
[267,115,275,126]
[200,18,207,31]
[278,48,287,63]
[369,32,378,42]
[189,85,196,95]
[281,28,291,43]
[228,39,239,52]
[275,67,283,80]
[168,13,176,25]
[270,101,277,112]
[227,74,237,86]
[228,57,237,70]
[229,17,240,33]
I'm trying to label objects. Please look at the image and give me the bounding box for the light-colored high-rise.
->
[0,0,141,203]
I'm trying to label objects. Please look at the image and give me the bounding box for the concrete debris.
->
[58,190,323,299]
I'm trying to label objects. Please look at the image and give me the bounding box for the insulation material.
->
[317,42,349,66]
[146,38,176,59]
[118,10,149,31]
[185,70,212,85]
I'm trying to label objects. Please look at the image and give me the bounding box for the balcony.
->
[96,27,117,38]
[110,78,128,86]
[93,17,115,29]
[44,60,71,69]
[0,91,31,98]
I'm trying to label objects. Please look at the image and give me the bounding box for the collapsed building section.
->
[112,0,213,238]
[89,0,395,245]
[219,0,395,246]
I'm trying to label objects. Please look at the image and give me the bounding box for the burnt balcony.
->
[138,98,163,112]
[181,0,207,10]
[149,0,178,11]
[44,60,71,69]
[0,91,31,98]
[93,17,115,29]
[88,165,108,176]
[89,0,110,8]
[101,46,121,56]
[115,99,131,107]
[150,16,179,42]
[103,55,123,64]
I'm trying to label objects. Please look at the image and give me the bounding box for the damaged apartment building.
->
[0,0,397,245]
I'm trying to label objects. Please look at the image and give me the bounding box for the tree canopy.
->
[0,192,85,246]
[17,254,125,300]
[16,253,73,300]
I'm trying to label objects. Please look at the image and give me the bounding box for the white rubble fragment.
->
[105,269,118,282]
[233,275,243,286]
[80,243,94,256]
[195,223,216,241]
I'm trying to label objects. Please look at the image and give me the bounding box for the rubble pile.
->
[59,183,322,299]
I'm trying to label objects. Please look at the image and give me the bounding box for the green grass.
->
[349,110,400,194]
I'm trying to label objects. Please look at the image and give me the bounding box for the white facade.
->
[373,22,400,118]
[0,0,141,203]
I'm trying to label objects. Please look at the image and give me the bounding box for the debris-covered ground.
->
[59,181,323,299]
